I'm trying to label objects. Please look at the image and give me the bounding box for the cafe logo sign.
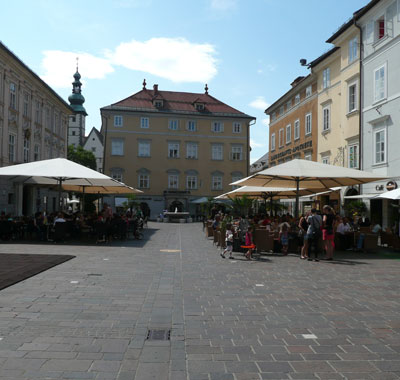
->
[386,181,397,191]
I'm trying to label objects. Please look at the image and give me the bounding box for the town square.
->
[1,0,400,379]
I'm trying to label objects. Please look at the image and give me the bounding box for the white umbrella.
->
[0,158,141,210]
[231,159,387,218]
[374,188,400,200]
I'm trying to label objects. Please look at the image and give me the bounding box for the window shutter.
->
[365,21,374,44]
[386,2,397,37]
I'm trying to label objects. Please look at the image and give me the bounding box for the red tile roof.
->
[102,88,254,119]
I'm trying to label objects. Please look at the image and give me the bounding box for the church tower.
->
[68,61,87,147]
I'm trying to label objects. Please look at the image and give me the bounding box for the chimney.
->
[153,84,158,94]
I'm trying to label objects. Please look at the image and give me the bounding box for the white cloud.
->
[210,0,237,11]
[262,118,269,127]
[249,96,269,111]
[41,51,114,88]
[109,37,218,83]
[250,139,266,148]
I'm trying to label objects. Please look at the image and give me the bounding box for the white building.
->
[358,0,400,227]
[83,127,103,172]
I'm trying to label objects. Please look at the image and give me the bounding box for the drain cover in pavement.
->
[146,329,171,341]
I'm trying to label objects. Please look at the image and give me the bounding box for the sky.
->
[1,0,368,163]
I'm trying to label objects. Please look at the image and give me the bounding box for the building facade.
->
[359,0,400,227]
[83,127,103,172]
[0,42,72,215]
[266,75,318,167]
[100,83,255,218]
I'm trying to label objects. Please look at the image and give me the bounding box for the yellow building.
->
[100,83,255,218]
[309,22,361,209]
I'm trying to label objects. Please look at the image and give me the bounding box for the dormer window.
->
[153,100,163,108]
[195,103,205,111]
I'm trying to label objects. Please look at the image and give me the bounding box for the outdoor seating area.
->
[204,212,400,260]
[0,211,146,244]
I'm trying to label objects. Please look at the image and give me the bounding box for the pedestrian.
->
[298,212,310,259]
[220,224,234,259]
[243,226,255,260]
[279,223,289,255]
[322,205,336,260]
[307,208,322,261]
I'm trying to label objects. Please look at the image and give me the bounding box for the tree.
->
[232,195,254,217]
[67,145,97,170]
[67,145,98,213]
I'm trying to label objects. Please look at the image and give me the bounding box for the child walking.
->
[244,226,255,260]
[220,224,234,259]
[279,223,289,255]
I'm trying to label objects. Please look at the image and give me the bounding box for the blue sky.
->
[1,0,367,163]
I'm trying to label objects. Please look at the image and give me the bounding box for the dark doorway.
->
[169,201,183,212]
[370,199,382,225]
[22,186,29,216]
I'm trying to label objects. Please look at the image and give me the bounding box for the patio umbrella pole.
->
[58,178,63,212]
[295,177,300,219]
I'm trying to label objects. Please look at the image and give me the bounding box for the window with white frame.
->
[231,173,243,189]
[92,147,96,152]
[187,120,197,131]
[9,82,16,110]
[186,175,198,190]
[322,156,330,165]
[111,139,124,156]
[287,100,292,110]
[138,141,150,157]
[23,138,30,163]
[139,174,150,189]
[348,37,358,63]
[348,144,359,168]
[323,68,330,89]
[295,94,300,104]
[168,174,179,189]
[111,170,123,182]
[114,115,123,127]
[286,124,291,143]
[233,122,242,133]
[168,142,179,158]
[306,85,312,97]
[305,113,312,135]
[271,133,276,151]
[8,134,16,163]
[211,121,223,132]
[279,105,284,115]
[374,129,386,164]
[23,93,29,117]
[279,128,284,147]
[212,175,223,190]
[294,119,300,140]
[231,145,243,161]
[169,119,179,130]
[374,64,386,102]
[304,153,312,161]
[34,145,40,161]
[271,112,276,121]
[140,117,149,128]
[348,82,357,112]
[322,105,330,132]
[186,142,198,159]
[211,144,223,160]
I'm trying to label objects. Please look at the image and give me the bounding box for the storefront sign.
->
[386,181,397,191]
[270,140,312,161]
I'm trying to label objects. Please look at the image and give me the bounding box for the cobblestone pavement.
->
[0,222,399,380]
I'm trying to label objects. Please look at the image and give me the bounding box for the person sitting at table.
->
[336,217,352,250]
[356,219,381,251]
[53,213,66,225]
